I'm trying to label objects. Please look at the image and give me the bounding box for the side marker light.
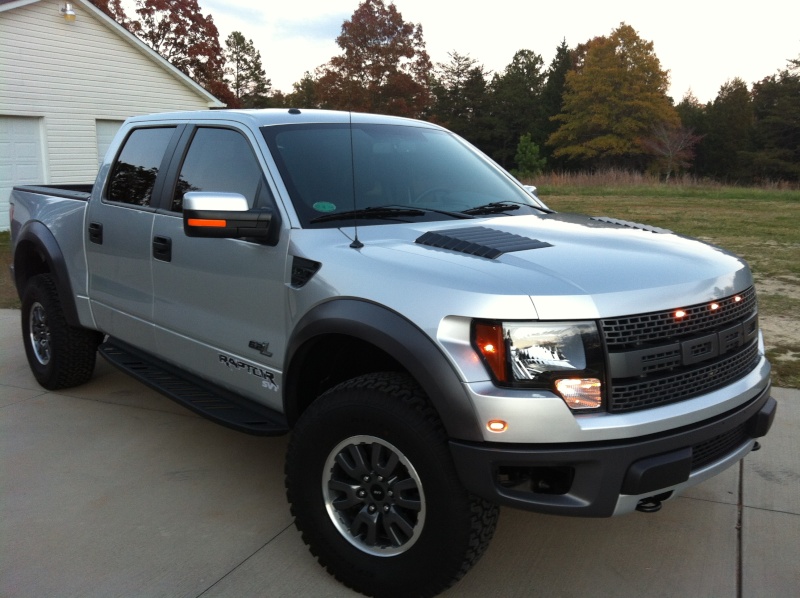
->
[487,420,508,433]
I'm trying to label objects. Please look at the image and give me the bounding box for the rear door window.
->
[106,127,175,206]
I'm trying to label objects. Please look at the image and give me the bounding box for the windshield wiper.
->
[310,205,474,224]
[310,206,426,224]
[461,201,522,216]
[461,200,552,216]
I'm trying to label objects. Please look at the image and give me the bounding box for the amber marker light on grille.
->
[188,218,227,228]
[734,295,743,303]
[710,302,720,311]
[674,309,687,320]
[487,420,508,433]
[555,378,602,410]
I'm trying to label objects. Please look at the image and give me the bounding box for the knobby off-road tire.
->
[21,274,102,390]
[286,372,499,598]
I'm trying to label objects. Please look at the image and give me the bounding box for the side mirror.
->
[183,192,276,240]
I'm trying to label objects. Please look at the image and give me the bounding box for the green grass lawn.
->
[2,185,798,387]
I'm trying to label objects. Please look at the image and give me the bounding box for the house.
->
[0,0,225,230]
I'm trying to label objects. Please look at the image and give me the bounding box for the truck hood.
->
[334,213,753,320]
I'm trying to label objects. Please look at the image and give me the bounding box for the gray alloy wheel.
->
[28,301,52,365]
[286,372,499,597]
[21,274,101,390]
[323,434,426,556]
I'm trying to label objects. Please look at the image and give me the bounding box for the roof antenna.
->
[348,111,363,249]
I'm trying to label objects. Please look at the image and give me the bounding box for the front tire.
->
[286,372,498,597]
[21,274,101,390]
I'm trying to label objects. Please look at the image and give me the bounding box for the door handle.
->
[88,222,103,244]
[153,236,172,262]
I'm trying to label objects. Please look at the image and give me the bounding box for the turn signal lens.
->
[473,322,508,382]
[188,218,227,228]
[487,420,508,433]
[555,378,603,410]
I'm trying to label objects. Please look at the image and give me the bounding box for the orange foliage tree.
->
[314,0,433,118]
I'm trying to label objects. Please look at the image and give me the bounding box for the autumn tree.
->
[314,0,433,118]
[132,0,230,101]
[548,23,679,170]
[225,31,271,108]
[88,0,133,31]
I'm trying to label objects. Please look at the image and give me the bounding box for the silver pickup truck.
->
[9,109,776,598]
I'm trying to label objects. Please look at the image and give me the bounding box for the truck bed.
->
[13,184,93,201]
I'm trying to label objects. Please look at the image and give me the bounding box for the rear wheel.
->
[21,274,101,389]
[286,372,498,597]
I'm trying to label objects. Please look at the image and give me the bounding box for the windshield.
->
[261,123,541,228]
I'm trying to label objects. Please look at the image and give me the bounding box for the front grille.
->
[602,287,756,349]
[610,342,760,412]
[602,287,761,413]
[691,423,749,471]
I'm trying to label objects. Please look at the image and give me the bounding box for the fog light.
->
[555,378,602,410]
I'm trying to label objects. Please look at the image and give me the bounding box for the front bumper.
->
[450,383,775,517]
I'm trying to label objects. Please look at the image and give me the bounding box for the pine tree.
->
[225,31,272,108]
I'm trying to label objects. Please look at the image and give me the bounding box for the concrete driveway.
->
[1,308,797,597]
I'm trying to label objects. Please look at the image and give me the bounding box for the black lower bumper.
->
[450,384,776,517]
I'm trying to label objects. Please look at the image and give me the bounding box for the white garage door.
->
[0,116,45,231]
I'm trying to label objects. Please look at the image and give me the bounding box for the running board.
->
[99,339,289,436]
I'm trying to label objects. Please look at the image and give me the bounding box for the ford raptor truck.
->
[9,109,776,598]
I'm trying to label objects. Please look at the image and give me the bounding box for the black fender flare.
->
[284,299,483,442]
[13,220,81,327]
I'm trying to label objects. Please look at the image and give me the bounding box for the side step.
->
[99,339,289,436]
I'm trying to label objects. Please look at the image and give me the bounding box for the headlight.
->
[472,320,605,411]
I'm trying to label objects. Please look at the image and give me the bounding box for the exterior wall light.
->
[61,2,77,22]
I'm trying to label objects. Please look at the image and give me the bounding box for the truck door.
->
[85,125,180,351]
[150,126,289,412]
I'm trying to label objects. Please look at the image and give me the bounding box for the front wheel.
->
[21,274,101,390]
[286,372,498,597]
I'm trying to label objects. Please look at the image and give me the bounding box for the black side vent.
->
[590,216,672,234]
[291,256,321,288]
[415,226,552,259]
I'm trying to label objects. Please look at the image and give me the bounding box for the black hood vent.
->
[590,216,672,234]
[416,226,552,259]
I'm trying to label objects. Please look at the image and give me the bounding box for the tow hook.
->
[751,441,762,452]
[636,497,663,513]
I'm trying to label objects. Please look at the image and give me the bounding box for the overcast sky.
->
[196,0,799,103]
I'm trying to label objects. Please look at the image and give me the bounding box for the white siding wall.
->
[0,0,221,229]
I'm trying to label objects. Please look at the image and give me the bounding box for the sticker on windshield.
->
[313,201,337,212]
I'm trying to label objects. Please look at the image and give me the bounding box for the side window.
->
[107,127,175,206]
[171,127,274,212]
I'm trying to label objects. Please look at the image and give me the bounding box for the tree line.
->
[90,0,800,184]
